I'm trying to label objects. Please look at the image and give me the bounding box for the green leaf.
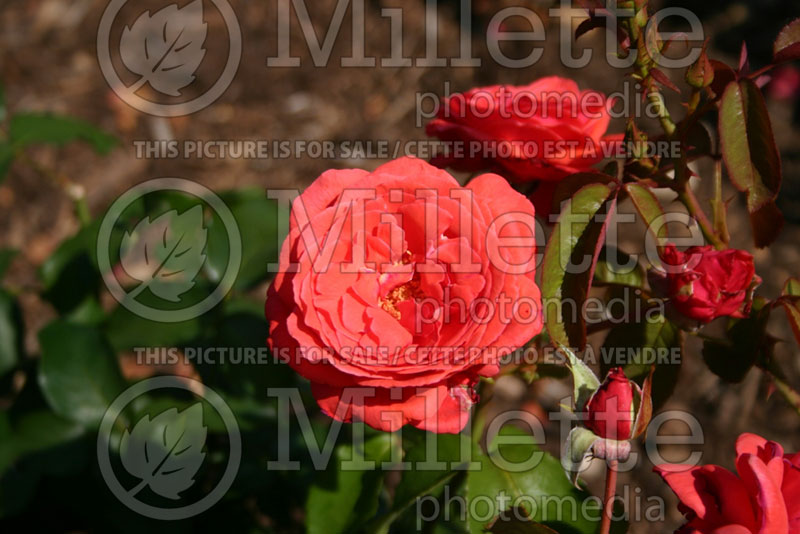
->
[624,183,667,241]
[119,205,208,303]
[392,431,466,515]
[120,403,207,500]
[38,320,127,426]
[0,409,86,517]
[0,83,6,123]
[206,189,284,290]
[702,304,772,383]
[0,289,23,377]
[9,112,117,155]
[306,433,393,534]
[65,296,106,325]
[784,277,800,297]
[542,183,617,349]
[0,143,13,184]
[550,172,618,216]
[11,410,85,458]
[467,426,605,534]
[601,313,682,408]
[719,79,783,248]
[104,302,202,352]
[487,515,561,534]
[780,278,800,347]
[774,18,800,63]
[39,220,101,313]
[593,247,644,288]
[192,296,294,398]
[562,427,600,487]
[0,412,13,476]
[562,346,600,413]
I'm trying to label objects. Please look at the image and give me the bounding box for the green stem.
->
[599,459,619,534]
[710,158,730,246]
[678,187,725,249]
[771,374,800,417]
[621,5,677,137]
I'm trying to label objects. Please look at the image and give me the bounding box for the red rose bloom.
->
[659,244,757,323]
[425,76,621,183]
[584,367,636,440]
[656,433,800,533]
[266,157,542,433]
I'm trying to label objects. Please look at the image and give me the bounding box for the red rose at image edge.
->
[584,367,636,440]
[660,244,757,323]
[265,156,542,433]
[656,433,800,534]
[425,76,623,184]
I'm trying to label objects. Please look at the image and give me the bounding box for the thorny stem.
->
[620,3,676,136]
[619,2,732,250]
[711,158,730,246]
[678,187,725,250]
[599,459,619,534]
[771,374,800,418]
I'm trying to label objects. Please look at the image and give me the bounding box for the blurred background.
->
[0,0,799,532]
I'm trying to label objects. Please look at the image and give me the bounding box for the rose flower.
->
[656,433,800,533]
[658,244,758,323]
[425,76,621,184]
[266,157,542,433]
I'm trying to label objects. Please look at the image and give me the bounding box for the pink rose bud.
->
[659,244,758,323]
[584,367,635,440]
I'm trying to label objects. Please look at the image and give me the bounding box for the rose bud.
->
[584,367,636,441]
[658,244,759,324]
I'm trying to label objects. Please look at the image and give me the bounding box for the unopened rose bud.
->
[686,49,715,89]
[584,367,635,440]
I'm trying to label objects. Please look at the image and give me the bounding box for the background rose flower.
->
[425,76,621,184]
[266,157,542,433]
[656,433,800,533]
[659,244,757,323]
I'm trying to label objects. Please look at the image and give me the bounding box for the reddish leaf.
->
[738,42,750,75]
[632,366,654,439]
[780,278,800,347]
[686,48,714,89]
[754,75,772,89]
[718,79,784,247]
[618,26,631,53]
[709,60,737,100]
[774,18,800,63]
[576,14,606,41]
[650,68,681,94]
[575,0,606,11]
[542,183,618,350]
